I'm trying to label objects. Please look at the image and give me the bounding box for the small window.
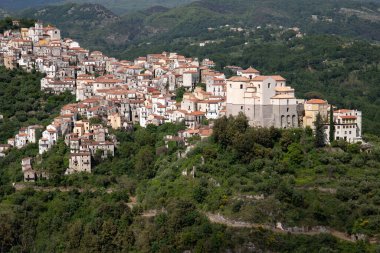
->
[287,108,289,112]
[240,84,243,89]
[241,106,243,110]
[268,83,270,88]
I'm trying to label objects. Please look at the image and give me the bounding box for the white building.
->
[325,109,362,143]
[226,74,302,128]
[66,152,92,174]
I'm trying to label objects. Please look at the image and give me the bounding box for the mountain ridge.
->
[19,0,380,47]
[0,0,197,14]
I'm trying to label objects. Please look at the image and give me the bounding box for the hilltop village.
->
[0,21,363,181]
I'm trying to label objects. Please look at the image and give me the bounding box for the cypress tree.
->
[329,105,335,143]
[314,113,326,148]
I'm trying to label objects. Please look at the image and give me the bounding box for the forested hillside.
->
[1,115,380,252]
[0,67,74,142]
[0,0,62,11]
[0,17,35,33]
[1,1,380,251]
[0,8,10,19]
[19,0,380,51]
[0,0,196,14]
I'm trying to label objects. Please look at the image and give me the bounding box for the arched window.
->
[292,115,296,126]
[281,115,285,128]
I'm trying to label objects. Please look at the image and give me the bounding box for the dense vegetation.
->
[186,115,380,236]
[18,0,380,53]
[1,1,380,250]
[1,117,380,252]
[0,17,34,33]
[0,67,75,142]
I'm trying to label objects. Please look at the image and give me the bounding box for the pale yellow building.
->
[303,99,329,129]
[4,55,17,70]
[73,120,90,137]
[21,28,29,39]
[108,113,122,129]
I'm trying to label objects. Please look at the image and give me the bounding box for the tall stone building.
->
[226,71,304,128]
[66,152,92,174]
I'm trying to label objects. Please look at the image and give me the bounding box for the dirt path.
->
[206,213,377,243]
[141,209,159,217]
[14,183,88,192]
[138,211,370,243]
[296,186,337,194]
[13,182,115,193]
[13,182,376,244]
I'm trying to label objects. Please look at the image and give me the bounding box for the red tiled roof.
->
[306,99,327,104]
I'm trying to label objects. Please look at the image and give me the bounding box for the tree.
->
[314,113,326,148]
[329,105,335,143]
[196,83,206,90]
[283,143,304,166]
[175,87,186,102]
[90,116,102,125]
[134,146,155,178]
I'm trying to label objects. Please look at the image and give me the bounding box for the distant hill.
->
[15,0,380,59]
[0,0,196,14]
[20,3,146,51]
[27,3,119,26]
[0,0,62,11]
[0,9,10,19]
[64,0,196,14]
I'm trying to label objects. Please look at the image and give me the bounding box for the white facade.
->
[325,109,362,143]
[226,75,300,128]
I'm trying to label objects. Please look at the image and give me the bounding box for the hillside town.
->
[0,21,363,181]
